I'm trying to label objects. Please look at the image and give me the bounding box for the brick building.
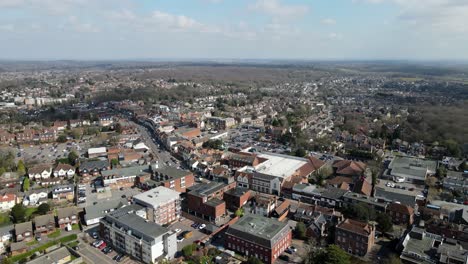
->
[138,165,195,193]
[335,219,375,256]
[223,187,251,210]
[225,214,291,264]
[186,181,235,224]
[387,202,415,226]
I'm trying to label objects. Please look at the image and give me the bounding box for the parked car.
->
[92,240,103,247]
[174,228,181,233]
[176,236,184,243]
[279,255,290,261]
[98,242,107,250]
[102,246,113,254]
[91,232,98,239]
[115,254,125,262]
[198,224,206,230]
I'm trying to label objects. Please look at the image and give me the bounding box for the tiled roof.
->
[387,203,414,215]
[337,218,373,236]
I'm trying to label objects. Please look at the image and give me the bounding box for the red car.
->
[98,242,107,250]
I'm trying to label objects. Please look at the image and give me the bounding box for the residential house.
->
[53,163,75,178]
[15,222,33,242]
[0,193,16,211]
[28,165,52,180]
[56,207,79,230]
[22,189,48,206]
[34,214,56,235]
[332,160,367,178]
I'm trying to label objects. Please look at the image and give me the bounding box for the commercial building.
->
[387,156,437,184]
[100,205,177,263]
[133,187,181,225]
[225,214,291,264]
[186,181,235,224]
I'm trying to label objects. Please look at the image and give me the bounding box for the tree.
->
[0,167,5,176]
[294,222,307,240]
[304,245,350,264]
[443,139,461,157]
[68,151,79,166]
[294,148,307,157]
[71,128,83,140]
[17,160,26,176]
[235,208,244,217]
[246,256,263,264]
[111,158,119,168]
[22,177,30,192]
[11,204,26,223]
[37,203,51,215]
[57,135,67,143]
[115,123,123,134]
[182,244,196,257]
[376,213,393,233]
[436,166,447,178]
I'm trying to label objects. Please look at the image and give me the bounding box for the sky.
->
[0,0,468,60]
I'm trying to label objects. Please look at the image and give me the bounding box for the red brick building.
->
[186,181,235,224]
[225,214,291,264]
[223,187,251,210]
[335,219,375,256]
[387,203,415,226]
[137,166,195,193]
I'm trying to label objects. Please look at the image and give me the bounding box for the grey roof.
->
[84,198,127,222]
[205,198,225,207]
[27,246,77,264]
[391,167,427,180]
[101,165,151,178]
[374,187,416,206]
[57,207,78,219]
[225,213,290,248]
[152,166,192,179]
[102,204,169,242]
[225,187,250,197]
[10,241,27,251]
[15,221,33,234]
[321,187,348,200]
[34,214,55,226]
[79,160,109,171]
[188,181,226,198]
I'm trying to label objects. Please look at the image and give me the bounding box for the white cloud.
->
[249,0,309,19]
[321,18,336,25]
[65,16,100,33]
[327,32,343,40]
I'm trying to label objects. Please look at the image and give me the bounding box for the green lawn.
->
[25,208,38,220]
[47,229,61,238]
[72,223,80,231]
[26,240,38,246]
[67,241,79,248]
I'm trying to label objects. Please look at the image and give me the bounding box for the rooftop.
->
[133,186,180,207]
[101,165,150,178]
[188,181,226,198]
[254,152,309,179]
[103,204,169,242]
[226,213,290,248]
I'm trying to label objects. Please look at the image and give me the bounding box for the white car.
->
[198,224,206,230]
[174,228,181,233]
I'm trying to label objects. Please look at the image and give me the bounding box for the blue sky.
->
[1,0,467,60]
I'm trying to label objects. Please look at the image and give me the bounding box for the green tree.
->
[295,148,307,157]
[0,167,5,176]
[436,166,447,178]
[304,245,350,264]
[376,213,393,233]
[443,139,461,157]
[57,135,67,143]
[37,203,51,215]
[22,177,30,192]
[68,151,79,166]
[182,244,196,257]
[17,160,26,176]
[71,128,83,140]
[294,222,307,240]
[11,204,26,223]
[115,123,123,134]
[246,256,263,264]
[235,208,244,217]
[111,158,119,168]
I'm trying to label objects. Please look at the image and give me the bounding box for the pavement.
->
[168,217,207,250]
[77,183,141,208]
[77,233,138,264]
[16,141,90,164]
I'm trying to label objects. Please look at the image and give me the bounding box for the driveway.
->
[169,218,207,250]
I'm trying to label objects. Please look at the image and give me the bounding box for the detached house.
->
[56,207,79,230]
[387,203,415,226]
[15,222,33,242]
[34,214,55,235]
[53,163,75,178]
[28,165,52,180]
[335,219,375,256]
[0,193,16,211]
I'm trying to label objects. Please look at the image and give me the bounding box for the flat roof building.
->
[133,187,181,225]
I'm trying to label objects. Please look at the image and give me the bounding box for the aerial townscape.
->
[0,1,468,264]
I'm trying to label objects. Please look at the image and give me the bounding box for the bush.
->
[182,244,197,257]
